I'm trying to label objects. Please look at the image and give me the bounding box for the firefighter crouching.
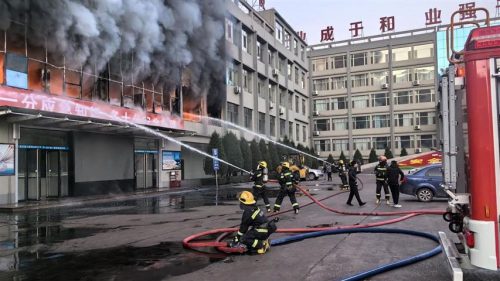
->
[251,161,271,212]
[274,162,300,214]
[338,160,349,190]
[229,191,277,254]
[374,156,391,204]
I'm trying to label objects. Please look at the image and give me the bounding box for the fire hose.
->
[182,180,445,279]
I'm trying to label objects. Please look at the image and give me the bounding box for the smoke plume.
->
[0,0,226,114]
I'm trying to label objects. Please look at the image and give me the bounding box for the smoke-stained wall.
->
[0,0,227,114]
[73,132,134,195]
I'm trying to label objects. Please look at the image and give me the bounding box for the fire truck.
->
[439,8,500,280]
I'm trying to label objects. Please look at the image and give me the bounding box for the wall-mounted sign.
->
[0,144,15,176]
[162,150,181,170]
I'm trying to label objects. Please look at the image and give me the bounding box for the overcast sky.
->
[265,0,498,45]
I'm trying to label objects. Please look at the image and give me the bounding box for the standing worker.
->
[338,160,349,190]
[274,162,300,214]
[387,160,405,208]
[374,156,391,205]
[326,163,333,181]
[230,191,277,254]
[251,161,271,212]
[346,160,366,206]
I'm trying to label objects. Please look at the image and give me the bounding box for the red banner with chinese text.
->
[0,86,183,130]
[398,151,442,169]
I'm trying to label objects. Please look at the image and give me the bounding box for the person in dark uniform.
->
[374,156,390,205]
[251,161,271,212]
[326,164,333,181]
[338,160,349,190]
[346,160,366,206]
[274,162,300,214]
[387,160,405,208]
[230,191,277,254]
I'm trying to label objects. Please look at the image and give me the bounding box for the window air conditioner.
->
[412,80,420,86]
[269,102,275,109]
[381,83,388,89]
[415,148,422,153]
[272,69,279,76]
[313,111,320,116]
[313,131,320,136]
[279,107,285,115]
[414,125,421,130]
[234,86,242,94]
[312,90,319,96]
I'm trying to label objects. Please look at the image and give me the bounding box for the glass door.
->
[145,153,158,188]
[60,151,69,197]
[47,151,59,198]
[135,153,145,189]
[18,149,26,201]
[26,149,39,200]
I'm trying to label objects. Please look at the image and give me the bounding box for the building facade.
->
[309,29,439,160]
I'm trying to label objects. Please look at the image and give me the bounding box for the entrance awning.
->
[0,107,195,138]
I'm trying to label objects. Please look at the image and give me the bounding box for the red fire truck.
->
[439,8,500,280]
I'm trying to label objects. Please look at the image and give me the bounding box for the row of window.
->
[313,111,436,131]
[227,103,308,142]
[314,134,437,152]
[313,89,435,111]
[312,66,435,91]
[312,43,434,72]
[228,63,306,91]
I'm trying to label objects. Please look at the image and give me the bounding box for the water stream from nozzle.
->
[53,98,252,175]
[186,113,328,165]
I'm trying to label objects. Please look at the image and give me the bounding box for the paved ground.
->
[0,175,455,281]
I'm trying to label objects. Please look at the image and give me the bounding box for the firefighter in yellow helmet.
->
[251,161,271,212]
[229,191,277,254]
[274,162,300,214]
[338,159,349,190]
[374,155,390,204]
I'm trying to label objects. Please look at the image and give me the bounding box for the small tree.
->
[203,132,227,176]
[326,154,335,164]
[259,139,269,166]
[250,140,262,170]
[223,132,243,178]
[239,138,252,173]
[369,147,378,163]
[384,146,394,159]
[353,149,363,164]
[309,147,320,169]
[400,147,408,157]
[268,142,281,172]
[339,150,347,163]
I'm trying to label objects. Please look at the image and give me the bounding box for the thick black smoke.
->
[0,0,226,114]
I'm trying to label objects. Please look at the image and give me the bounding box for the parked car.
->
[399,164,447,202]
[307,167,324,180]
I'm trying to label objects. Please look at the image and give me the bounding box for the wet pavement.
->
[0,177,458,281]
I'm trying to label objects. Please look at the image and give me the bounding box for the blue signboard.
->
[212,148,219,171]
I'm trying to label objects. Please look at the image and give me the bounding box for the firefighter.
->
[229,191,277,254]
[274,162,300,214]
[346,160,366,206]
[338,160,349,190]
[251,161,271,212]
[374,155,390,204]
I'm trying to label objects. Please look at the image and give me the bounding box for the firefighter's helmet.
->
[258,161,268,169]
[339,160,344,164]
[379,156,387,162]
[239,191,256,205]
[281,162,290,169]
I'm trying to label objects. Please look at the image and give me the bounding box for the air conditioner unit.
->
[313,111,320,116]
[414,125,421,130]
[313,131,320,136]
[412,80,420,86]
[272,69,279,76]
[415,148,422,153]
[269,102,275,109]
[234,86,242,94]
[279,107,285,115]
[381,83,388,89]
[312,90,319,96]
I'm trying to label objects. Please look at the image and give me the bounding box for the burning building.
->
[0,0,227,204]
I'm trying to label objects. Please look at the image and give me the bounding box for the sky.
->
[265,0,498,45]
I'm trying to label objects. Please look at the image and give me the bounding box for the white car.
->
[308,168,324,180]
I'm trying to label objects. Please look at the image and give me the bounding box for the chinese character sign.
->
[459,2,476,20]
[425,8,442,25]
[380,16,395,32]
[349,21,363,38]
[320,26,334,42]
